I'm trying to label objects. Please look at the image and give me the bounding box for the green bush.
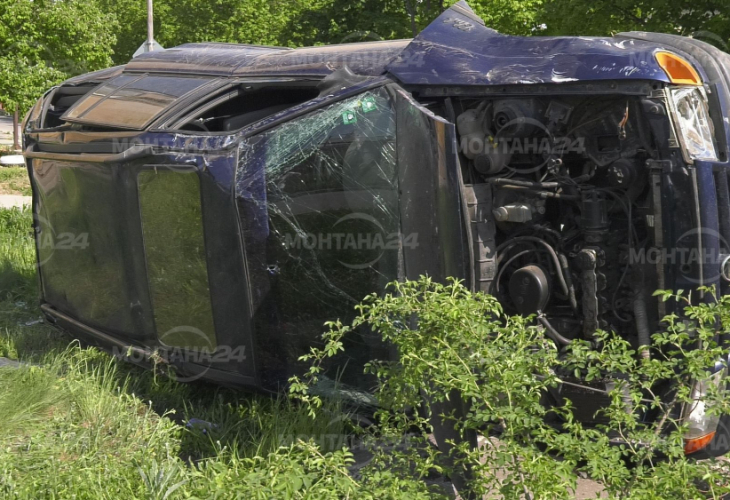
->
[292,277,730,499]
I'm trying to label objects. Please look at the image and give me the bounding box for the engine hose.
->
[633,286,651,360]
[537,312,572,345]
[558,253,578,313]
[498,185,580,200]
[494,249,532,292]
[490,178,560,189]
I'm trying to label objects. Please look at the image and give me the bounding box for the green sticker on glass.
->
[361,96,377,113]
[342,110,358,124]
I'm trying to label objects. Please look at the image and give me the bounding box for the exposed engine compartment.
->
[452,95,662,351]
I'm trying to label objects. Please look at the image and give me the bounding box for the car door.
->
[234,83,468,392]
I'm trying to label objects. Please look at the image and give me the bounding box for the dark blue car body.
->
[23,1,730,457]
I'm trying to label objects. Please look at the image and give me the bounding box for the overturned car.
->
[22,1,730,457]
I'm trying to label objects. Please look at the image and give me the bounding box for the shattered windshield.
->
[235,88,399,389]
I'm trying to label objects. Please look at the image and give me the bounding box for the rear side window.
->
[62,74,212,130]
[138,169,217,351]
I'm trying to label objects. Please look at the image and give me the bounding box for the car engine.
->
[452,95,662,352]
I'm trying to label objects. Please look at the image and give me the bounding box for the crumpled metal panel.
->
[386,1,673,86]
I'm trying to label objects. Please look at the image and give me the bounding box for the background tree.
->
[100,0,305,63]
[539,0,730,47]
[281,0,415,46]
[95,0,165,65]
[0,0,116,147]
[471,0,544,35]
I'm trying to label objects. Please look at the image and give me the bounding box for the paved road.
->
[0,357,21,369]
[0,114,15,147]
[0,195,31,208]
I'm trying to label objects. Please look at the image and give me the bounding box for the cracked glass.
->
[235,88,399,390]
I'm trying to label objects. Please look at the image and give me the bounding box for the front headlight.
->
[682,366,726,454]
[668,87,717,162]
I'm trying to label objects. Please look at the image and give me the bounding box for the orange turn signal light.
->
[656,51,702,86]
[684,432,716,455]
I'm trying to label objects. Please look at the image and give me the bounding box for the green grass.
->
[0,206,380,499]
[0,167,31,196]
